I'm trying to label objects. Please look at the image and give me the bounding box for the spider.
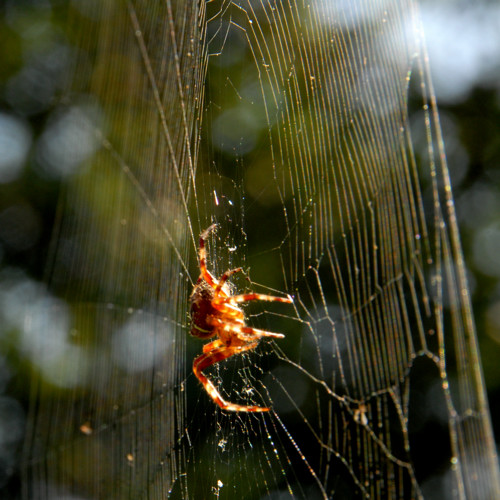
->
[189,224,293,412]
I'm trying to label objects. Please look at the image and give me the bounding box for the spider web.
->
[20,0,499,499]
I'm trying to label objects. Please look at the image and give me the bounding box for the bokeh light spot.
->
[0,113,31,184]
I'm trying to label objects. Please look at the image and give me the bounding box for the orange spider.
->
[189,224,293,412]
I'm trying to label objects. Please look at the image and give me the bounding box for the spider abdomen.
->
[189,280,217,339]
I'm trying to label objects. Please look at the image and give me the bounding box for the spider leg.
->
[193,343,270,412]
[198,224,219,289]
[211,318,285,340]
[202,338,224,354]
[221,293,293,305]
[214,267,243,296]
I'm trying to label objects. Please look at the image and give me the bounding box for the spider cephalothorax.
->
[189,224,293,412]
